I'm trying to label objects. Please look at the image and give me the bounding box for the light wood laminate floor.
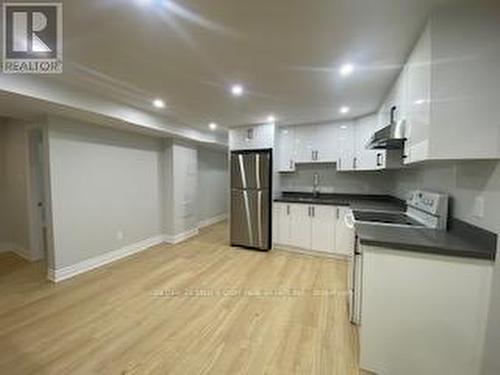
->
[0,222,359,374]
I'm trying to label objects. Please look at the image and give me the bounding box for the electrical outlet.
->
[116,230,124,240]
[472,196,484,218]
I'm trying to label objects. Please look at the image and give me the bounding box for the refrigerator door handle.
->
[238,154,248,189]
[256,153,261,189]
[257,190,263,247]
[243,190,254,246]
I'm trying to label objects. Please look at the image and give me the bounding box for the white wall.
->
[197,147,228,224]
[279,163,393,195]
[388,160,500,375]
[47,116,164,269]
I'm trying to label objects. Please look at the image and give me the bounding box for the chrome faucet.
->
[312,173,320,198]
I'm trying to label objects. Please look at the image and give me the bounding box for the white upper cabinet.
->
[277,126,296,172]
[276,118,401,173]
[428,8,500,160]
[336,122,355,171]
[294,124,338,163]
[312,123,338,162]
[294,125,316,163]
[404,22,432,164]
[229,123,275,151]
[384,8,500,163]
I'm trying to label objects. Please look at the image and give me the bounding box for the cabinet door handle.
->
[353,157,357,169]
[289,159,293,169]
[311,150,314,161]
[376,153,382,167]
[312,206,315,217]
[336,207,340,220]
[338,158,342,170]
[314,151,318,161]
[287,205,290,215]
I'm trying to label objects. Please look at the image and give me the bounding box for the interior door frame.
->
[26,124,51,262]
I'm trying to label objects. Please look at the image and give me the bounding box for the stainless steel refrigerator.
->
[230,149,272,251]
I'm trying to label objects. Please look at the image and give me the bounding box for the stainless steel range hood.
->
[367,106,406,150]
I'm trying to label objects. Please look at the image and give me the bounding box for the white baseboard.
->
[0,242,35,261]
[0,242,12,253]
[47,235,165,283]
[198,213,227,229]
[164,228,199,244]
[46,218,226,283]
[273,243,351,261]
[13,247,33,261]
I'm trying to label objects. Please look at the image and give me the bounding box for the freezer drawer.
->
[230,189,270,250]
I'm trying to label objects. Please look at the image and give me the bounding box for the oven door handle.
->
[351,252,363,325]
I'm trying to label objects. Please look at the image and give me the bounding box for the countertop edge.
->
[358,238,494,262]
[273,198,351,206]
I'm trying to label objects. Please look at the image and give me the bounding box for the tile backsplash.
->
[278,163,393,195]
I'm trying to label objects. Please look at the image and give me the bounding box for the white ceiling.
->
[45,0,466,130]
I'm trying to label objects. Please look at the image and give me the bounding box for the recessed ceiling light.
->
[231,84,244,97]
[339,106,350,114]
[340,125,348,130]
[414,99,426,105]
[340,64,355,77]
[209,122,218,130]
[153,99,165,108]
[267,115,276,123]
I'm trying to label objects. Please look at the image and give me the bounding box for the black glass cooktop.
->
[353,211,425,227]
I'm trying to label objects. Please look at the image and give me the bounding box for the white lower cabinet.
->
[275,203,292,246]
[335,206,355,256]
[310,205,336,253]
[273,202,354,257]
[360,246,493,375]
[289,203,311,249]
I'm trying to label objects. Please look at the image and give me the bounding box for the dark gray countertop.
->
[356,223,496,261]
[274,192,497,261]
[274,192,406,212]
